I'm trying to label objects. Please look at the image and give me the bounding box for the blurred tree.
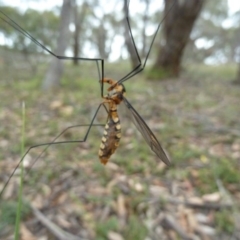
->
[231,10,240,84]
[72,1,88,65]
[141,0,150,59]
[184,0,229,64]
[0,7,59,52]
[42,0,74,90]
[0,6,59,76]
[152,0,205,78]
[72,0,113,63]
[91,13,118,60]
[0,6,21,36]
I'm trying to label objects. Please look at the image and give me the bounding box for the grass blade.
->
[14,102,26,239]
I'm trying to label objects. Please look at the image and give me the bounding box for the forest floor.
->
[0,62,240,240]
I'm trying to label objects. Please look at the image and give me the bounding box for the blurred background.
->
[0,0,240,239]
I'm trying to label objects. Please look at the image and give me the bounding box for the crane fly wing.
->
[123,97,170,166]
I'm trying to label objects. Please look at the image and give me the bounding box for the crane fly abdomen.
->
[98,105,121,164]
[98,78,125,164]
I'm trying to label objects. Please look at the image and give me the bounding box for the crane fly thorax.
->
[103,79,126,105]
[98,78,125,164]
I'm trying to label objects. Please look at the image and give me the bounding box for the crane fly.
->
[99,78,170,165]
[0,0,175,199]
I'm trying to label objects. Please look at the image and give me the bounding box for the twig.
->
[149,197,234,210]
[203,126,240,137]
[31,205,84,240]
[160,214,193,240]
[216,178,233,205]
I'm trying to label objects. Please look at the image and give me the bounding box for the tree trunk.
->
[141,0,150,59]
[42,0,74,90]
[73,1,88,65]
[152,0,205,79]
[123,0,139,68]
[95,17,109,59]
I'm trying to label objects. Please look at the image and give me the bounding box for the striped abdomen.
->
[98,104,121,165]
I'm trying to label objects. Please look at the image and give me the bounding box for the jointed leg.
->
[0,103,108,198]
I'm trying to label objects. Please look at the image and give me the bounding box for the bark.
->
[141,0,150,59]
[42,0,74,90]
[98,26,108,59]
[73,1,88,65]
[152,0,205,78]
[95,17,110,59]
[123,0,139,68]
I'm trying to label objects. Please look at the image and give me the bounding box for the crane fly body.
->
[98,78,170,166]
[99,78,126,164]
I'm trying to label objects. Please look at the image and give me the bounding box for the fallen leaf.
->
[20,224,37,240]
[202,192,221,203]
[108,231,124,240]
[232,143,240,151]
[209,143,225,157]
[188,197,203,205]
[117,194,127,219]
[135,182,143,192]
[59,105,74,116]
[196,224,216,236]
[50,100,63,110]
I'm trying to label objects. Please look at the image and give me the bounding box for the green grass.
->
[197,157,240,194]
[122,215,148,239]
[0,201,30,233]
[95,216,119,240]
[14,102,26,239]
[215,210,235,233]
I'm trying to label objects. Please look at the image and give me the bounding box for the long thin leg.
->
[96,60,105,98]
[0,10,104,85]
[0,103,107,199]
[117,0,177,84]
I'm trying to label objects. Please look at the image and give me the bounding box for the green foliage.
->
[95,216,119,239]
[170,143,201,165]
[122,215,148,240]
[0,6,59,52]
[145,67,172,80]
[198,168,218,194]
[215,210,235,233]
[198,158,240,194]
[0,6,21,34]
[214,158,240,184]
[0,201,30,230]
